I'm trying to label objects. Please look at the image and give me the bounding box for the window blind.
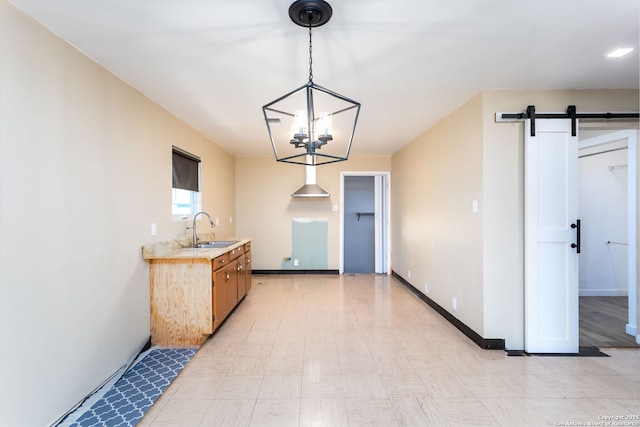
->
[172,147,201,192]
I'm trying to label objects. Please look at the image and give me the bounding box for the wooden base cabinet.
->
[236,246,252,299]
[150,258,213,347]
[213,258,238,330]
[150,241,251,347]
[237,254,247,301]
[245,246,252,293]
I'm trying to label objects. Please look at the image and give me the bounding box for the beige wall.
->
[393,89,639,350]
[392,93,485,333]
[236,156,391,270]
[0,4,234,426]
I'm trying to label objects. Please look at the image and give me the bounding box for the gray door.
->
[344,176,375,273]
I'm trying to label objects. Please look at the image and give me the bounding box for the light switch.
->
[472,200,478,214]
[151,223,157,236]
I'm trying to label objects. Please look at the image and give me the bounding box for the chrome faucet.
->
[189,211,215,246]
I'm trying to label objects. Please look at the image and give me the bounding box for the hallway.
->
[139,274,640,426]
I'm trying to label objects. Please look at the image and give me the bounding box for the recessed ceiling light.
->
[606,47,635,58]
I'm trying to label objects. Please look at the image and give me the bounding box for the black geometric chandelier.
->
[262,0,361,166]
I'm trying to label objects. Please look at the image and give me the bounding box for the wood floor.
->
[580,296,639,348]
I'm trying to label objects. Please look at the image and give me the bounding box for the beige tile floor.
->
[139,274,640,426]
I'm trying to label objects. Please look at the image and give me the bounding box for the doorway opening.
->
[340,172,390,274]
[578,124,638,348]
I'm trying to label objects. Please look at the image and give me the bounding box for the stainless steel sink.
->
[188,240,239,249]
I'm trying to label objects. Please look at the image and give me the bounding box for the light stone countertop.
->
[142,236,251,260]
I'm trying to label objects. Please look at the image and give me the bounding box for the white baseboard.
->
[579,289,628,297]
[627,324,637,336]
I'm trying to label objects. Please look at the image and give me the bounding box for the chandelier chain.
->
[308,19,313,83]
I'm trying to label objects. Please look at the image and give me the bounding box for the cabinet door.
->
[245,250,252,293]
[227,260,238,310]
[237,254,246,300]
[213,266,229,329]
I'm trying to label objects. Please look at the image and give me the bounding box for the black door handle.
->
[571,219,581,254]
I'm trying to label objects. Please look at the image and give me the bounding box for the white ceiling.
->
[10,0,640,157]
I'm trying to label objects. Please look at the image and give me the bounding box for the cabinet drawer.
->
[213,253,229,270]
[229,245,243,260]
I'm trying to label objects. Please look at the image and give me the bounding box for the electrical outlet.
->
[425,282,430,293]
[452,297,457,310]
[408,270,411,279]
[294,259,299,266]
[151,223,157,236]
[229,216,233,224]
[472,199,478,214]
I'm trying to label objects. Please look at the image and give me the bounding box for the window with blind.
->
[172,147,202,219]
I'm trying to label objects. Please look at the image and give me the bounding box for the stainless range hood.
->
[291,165,330,198]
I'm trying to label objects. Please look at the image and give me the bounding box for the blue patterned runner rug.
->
[67,347,196,427]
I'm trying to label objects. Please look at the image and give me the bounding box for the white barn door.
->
[525,119,580,353]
